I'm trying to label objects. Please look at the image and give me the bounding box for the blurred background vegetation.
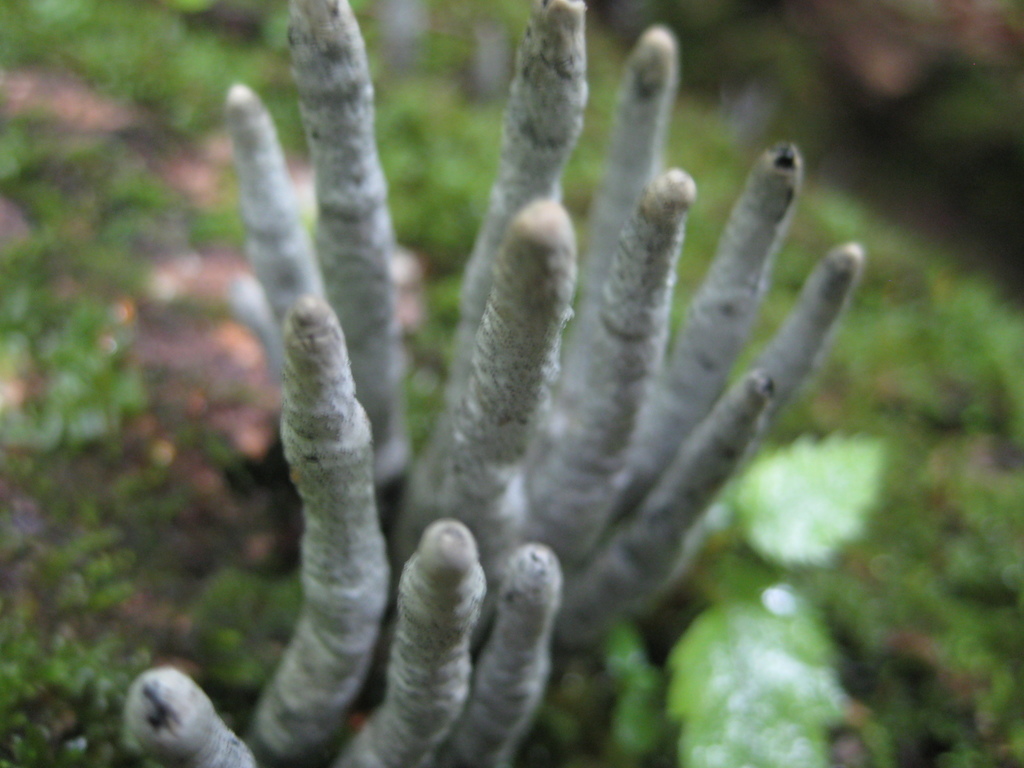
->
[1,0,1023,766]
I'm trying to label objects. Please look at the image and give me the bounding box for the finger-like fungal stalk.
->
[444,0,587,422]
[752,242,865,426]
[556,370,774,649]
[437,544,562,768]
[612,143,803,517]
[248,295,389,768]
[468,21,513,102]
[564,25,679,391]
[524,170,695,568]
[379,0,426,74]
[400,200,577,583]
[124,667,255,768]
[228,274,285,379]
[666,244,862,582]
[225,83,323,333]
[123,2,870,763]
[336,520,486,768]
[288,0,408,486]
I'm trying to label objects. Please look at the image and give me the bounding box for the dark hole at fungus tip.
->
[142,683,177,731]
[772,143,798,170]
[751,371,775,399]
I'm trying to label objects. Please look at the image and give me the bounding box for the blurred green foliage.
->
[0,113,158,450]
[666,436,883,768]
[605,623,672,761]
[669,598,844,768]
[188,567,301,694]
[737,435,885,567]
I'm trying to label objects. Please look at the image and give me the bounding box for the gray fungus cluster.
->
[122,0,864,766]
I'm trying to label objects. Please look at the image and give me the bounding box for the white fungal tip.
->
[288,294,334,327]
[286,294,339,339]
[504,543,562,607]
[418,519,480,584]
[225,82,258,113]
[284,295,346,360]
[829,242,866,273]
[124,667,215,760]
[510,199,575,254]
[502,200,577,307]
[643,168,697,217]
[637,25,677,61]
[537,0,586,25]
[630,25,678,89]
[292,0,341,25]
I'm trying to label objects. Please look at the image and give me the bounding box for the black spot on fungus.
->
[696,352,715,371]
[632,71,659,100]
[142,683,179,731]
[772,143,797,170]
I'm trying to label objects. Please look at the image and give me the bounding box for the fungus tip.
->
[418,519,480,583]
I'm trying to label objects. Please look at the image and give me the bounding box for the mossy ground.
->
[2,1,1023,766]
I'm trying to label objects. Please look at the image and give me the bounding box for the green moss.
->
[0,611,152,768]
[377,80,504,273]
[0,524,151,767]
[189,567,301,694]
[0,116,161,450]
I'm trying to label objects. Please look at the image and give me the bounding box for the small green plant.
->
[605,623,674,761]
[668,435,885,768]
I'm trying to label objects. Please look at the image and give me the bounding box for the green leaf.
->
[735,435,885,566]
[605,623,667,757]
[667,598,845,768]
